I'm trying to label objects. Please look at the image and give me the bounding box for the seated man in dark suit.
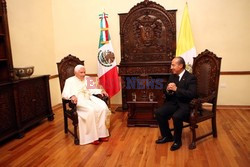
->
[155,57,197,151]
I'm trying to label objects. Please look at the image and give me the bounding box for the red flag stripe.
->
[99,66,120,97]
[104,17,109,42]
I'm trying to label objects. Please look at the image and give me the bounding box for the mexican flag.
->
[97,13,120,97]
[176,3,196,72]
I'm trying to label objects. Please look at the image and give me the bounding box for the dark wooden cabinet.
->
[0,1,54,143]
[0,82,18,141]
[0,0,14,82]
[14,76,54,137]
[0,75,54,142]
[118,0,176,126]
[0,0,17,142]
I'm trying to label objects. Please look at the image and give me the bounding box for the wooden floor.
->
[0,105,249,167]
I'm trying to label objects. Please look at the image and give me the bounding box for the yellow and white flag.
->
[176,3,196,72]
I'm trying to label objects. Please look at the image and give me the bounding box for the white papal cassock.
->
[62,76,110,145]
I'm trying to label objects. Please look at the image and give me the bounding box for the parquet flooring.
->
[0,104,249,167]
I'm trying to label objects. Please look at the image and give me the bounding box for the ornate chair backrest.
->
[57,54,84,92]
[192,50,222,105]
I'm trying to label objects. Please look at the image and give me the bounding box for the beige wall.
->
[6,0,62,106]
[6,0,250,106]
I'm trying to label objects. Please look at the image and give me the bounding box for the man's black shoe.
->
[170,142,182,151]
[155,137,174,144]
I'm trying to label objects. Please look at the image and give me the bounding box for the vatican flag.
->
[176,3,196,72]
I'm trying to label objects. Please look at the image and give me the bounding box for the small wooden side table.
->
[127,101,158,127]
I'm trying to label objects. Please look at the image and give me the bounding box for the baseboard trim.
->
[52,103,62,110]
[216,105,250,110]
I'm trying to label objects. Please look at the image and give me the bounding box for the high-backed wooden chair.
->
[57,54,84,145]
[57,54,109,145]
[188,49,222,149]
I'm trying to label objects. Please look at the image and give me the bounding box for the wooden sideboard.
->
[0,75,54,142]
[0,1,54,143]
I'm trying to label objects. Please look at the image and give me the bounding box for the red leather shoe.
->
[99,137,109,142]
[91,140,100,145]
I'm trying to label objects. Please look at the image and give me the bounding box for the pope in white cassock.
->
[62,64,111,145]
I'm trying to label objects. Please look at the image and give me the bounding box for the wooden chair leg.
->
[74,132,79,145]
[212,117,217,137]
[64,115,68,134]
[189,124,197,150]
[73,121,79,145]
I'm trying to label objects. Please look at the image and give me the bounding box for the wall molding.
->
[49,74,58,79]
[49,71,250,80]
[220,71,250,75]
[49,73,97,79]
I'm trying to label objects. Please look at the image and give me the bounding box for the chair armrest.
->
[190,98,201,114]
[62,98,77,116]
[93,94,109,105]
[63,99,76,109]
[199,94,216,104]
[190,91,216,119]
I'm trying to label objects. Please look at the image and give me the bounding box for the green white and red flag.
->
[97,13,120,97]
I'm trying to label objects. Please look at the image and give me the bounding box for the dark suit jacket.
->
[164,70,197,105]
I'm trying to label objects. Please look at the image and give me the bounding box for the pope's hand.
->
[101,91,109,97]
[70,95,78,104]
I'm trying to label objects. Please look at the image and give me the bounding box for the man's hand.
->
[70,95,78,104]
[167,83,177,92]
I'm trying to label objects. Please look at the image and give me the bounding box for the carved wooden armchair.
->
[188,49,222,149]
[57,54,108,145]
[57,54,84,145]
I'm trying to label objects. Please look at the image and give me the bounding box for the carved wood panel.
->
[193,49,222,99]
[57,54,84,92]
[118,0,176,126]
[119,0,176,64]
